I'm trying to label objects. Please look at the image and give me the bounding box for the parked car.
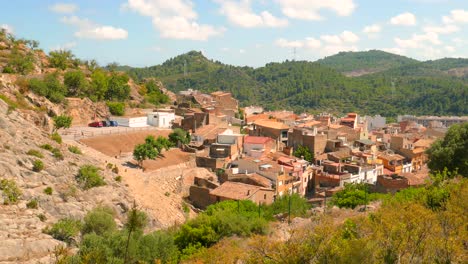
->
[109,121,118,127]
[101,120,109,127]
[88,121,103,127]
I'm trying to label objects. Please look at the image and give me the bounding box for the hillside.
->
[316,50,418,76]
[123,50,468,117]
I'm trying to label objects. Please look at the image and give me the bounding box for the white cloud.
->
[49,3,79,14]
[423,24,459,34]
[125,0,224,41]
[239,49,246,53]
[340,30,359,43]
[275,38,304,48]
[444,45,455,52]
[390,12,417,26]
[221,47,229,52]
[305,37,321,48]
[363,24,381,34]
[51,41,77,51]
[320,45,357,56]
[395,32,441,49]
[382,47,405,55]
[320,30,359,44]
[278,0,356,21]
[0,24,14,34]
[442,9,468,24]
[320,34,342,44]
[216,0,288,28]
[61,15,128,40]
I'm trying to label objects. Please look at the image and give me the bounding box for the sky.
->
[1,0,467,67]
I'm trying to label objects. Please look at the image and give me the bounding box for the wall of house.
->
[209,144,232,159]
[147,112,175,128]
[110,116,148,127]
[250,189,275,205]
[375,175,409,193]
[189,186,215,209]
[196,156,224,169]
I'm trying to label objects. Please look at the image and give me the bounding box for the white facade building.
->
[110,116,148,127]
[147,111,175,128]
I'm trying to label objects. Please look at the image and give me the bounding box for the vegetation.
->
[68,145,82,154]
[45,218,82,244]
[332,183,370,209]
[133,135,172,167]
[44,186,53,195]
[40,144,53,151]
[52,148,64,160]
[5,46,35,74]
[53,115,73,131]
[106,101,125,116]
[49,50,74,70]
[28,73,67,103]
[267,193,310,217]
[82,206,117,236]
[0,178,21,204]
[26,199,38,209]
[76,165,106,189]
[426,123,468,176]
[105,72,130,101]
[26,149,43,158]
[64,70,87,96]
[293,144,314,162]
[168,128,191,146]
[50,132,62,144]
[32,159,44,172]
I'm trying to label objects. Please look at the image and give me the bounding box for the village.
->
[65,88,467,211]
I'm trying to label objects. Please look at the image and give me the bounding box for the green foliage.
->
[82,206,117,236]
[32,159,44,172]
[106,101,125,116]
[267,193,311,217]
[44,186,53,195]
[38,213,47,222]
[53,115,73,131]
[115,175,122,182]
[332,183,370,209]
[6,47,35,74]
[40,144,53,151]
[133,143,158,167]
[293,144,314,162]
[169,128,190,146]
[2,66,14,73]
[0,179,22,204]
[27,149,43,158]
[105,73,130,101]
[427,123,468,177]
[0,94,18,112]
[76,165,106,190]
[89,69,109,101]
[46,218,82,244]
[50,132,62,144]
[52,148,64,160]
[28,73,67,103]
[26,199,38,209]
[64,70,87,96]
[49,50,74,70]
[68,145,82,154]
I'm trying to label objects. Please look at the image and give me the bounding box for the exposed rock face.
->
[0,99,141,263]
[66,97,110,126]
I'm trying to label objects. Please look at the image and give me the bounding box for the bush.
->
[38,213,47,222]
[53,115,73,131]
[112,165,119,174]
[27,149,44,158]
[44,186,53,195]
[32,159,44,172]
[51,132,62,144]
[332,183,369,209]
[45,218,82,244]
[107,102,125,116]
[52,148,64,160]
[76,165,106,190]
[82,206,117,236]
[267,193,311,218]
[2,66,14,73]
[26,199,38,209]
[68,146,82,154]
[0,179,22,204]
[40,144,53,151]
[115,175,122,182]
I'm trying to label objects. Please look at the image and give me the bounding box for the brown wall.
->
[375,175,409,193]
[189,186,216,209]
[196,156,224,169]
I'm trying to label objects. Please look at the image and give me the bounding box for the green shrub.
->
[27,149,44,158]
[106,101,125,116]
[106,163,114,170]
[115,175,122,182]
[52,148,64,160]
[2,66,14,73]
[267,193,311,218]
[40,144,53,151]
[51,132,62,144]
[45,218,82,244]
[82,206,117,236]
[76,165,106,190]
[111,165,119,174]
[332,183,369,209]
[68,146,82,154]
[26,199,38,209]
[44,186,53,195]
[0,179,22,204]
[32,159,44,172]
[38,213,47,222]
[0,94,18,112]
[53,115,73,131]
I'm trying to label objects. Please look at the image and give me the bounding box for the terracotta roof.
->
[328,124,343,129]
[249,173,273,187]
[246,113,270,123]
[254,119,290,130]
[378,153,405,161]
[244,136,273,144]
[414,138,435,148]
[210,182,265,200]
[297,121,321,128]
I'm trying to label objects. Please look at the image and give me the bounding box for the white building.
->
[110,116,148,127]
[147,111,175,128]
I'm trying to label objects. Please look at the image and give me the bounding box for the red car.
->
[88,121,103,127]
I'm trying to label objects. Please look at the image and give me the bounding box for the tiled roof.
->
[254,119,290,130]
[244,136,273,144]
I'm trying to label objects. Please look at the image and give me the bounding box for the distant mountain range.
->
[116,50,468,117]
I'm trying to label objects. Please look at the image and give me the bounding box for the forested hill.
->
[316,50,418,75]
[120,50,468,117]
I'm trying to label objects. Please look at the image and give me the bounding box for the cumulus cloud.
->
[320,45,357,56]
[442,9,468,24]
[61,16,128,40]
[49,3,79,14]
[382,47,405,55]
[1,24,14,34]
[125,0,224,41]
[320,31,359,44]
[390,12,417,26]
[363,24,381,34]
[444,46,455,52]
[239,49,246,53]
[275,38,304,48]
[278,0,356,20]
[216,0,288,28]
[51,41,77,51]
[395,32,441,48]
[423,24,459,34]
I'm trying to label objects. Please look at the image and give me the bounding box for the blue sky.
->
[1,0,467,67]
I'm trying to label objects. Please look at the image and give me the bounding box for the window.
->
[264,194,267,199]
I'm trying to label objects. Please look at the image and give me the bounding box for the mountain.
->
[122,50,468,117]
[316,50,418,76]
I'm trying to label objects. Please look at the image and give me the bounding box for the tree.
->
[82,206,117,236]
[426,123,468,177]
[53,115,73,132]
[168,128,191,147]
[106,102,125,116]
[64,70,87,96]
[105,73,130,101]
[124,203,148,264]
[133,143,158,168]
[49,50,74,70]
[332,183,369,209]
[293,145,314,162]
[90,69,109,101]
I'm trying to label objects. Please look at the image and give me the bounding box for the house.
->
[209,129,244,160]
[110,115,148,127]
[251,119,290,147]
[243,136,276,158]
[287,127,327,157]
[147,110,175,128]
[378,152,410,174]
[210,181,275,205]
[340,113,358,129]
[211,91,239,118]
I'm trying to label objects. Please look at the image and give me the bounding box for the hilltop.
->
[121,50,468,117]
